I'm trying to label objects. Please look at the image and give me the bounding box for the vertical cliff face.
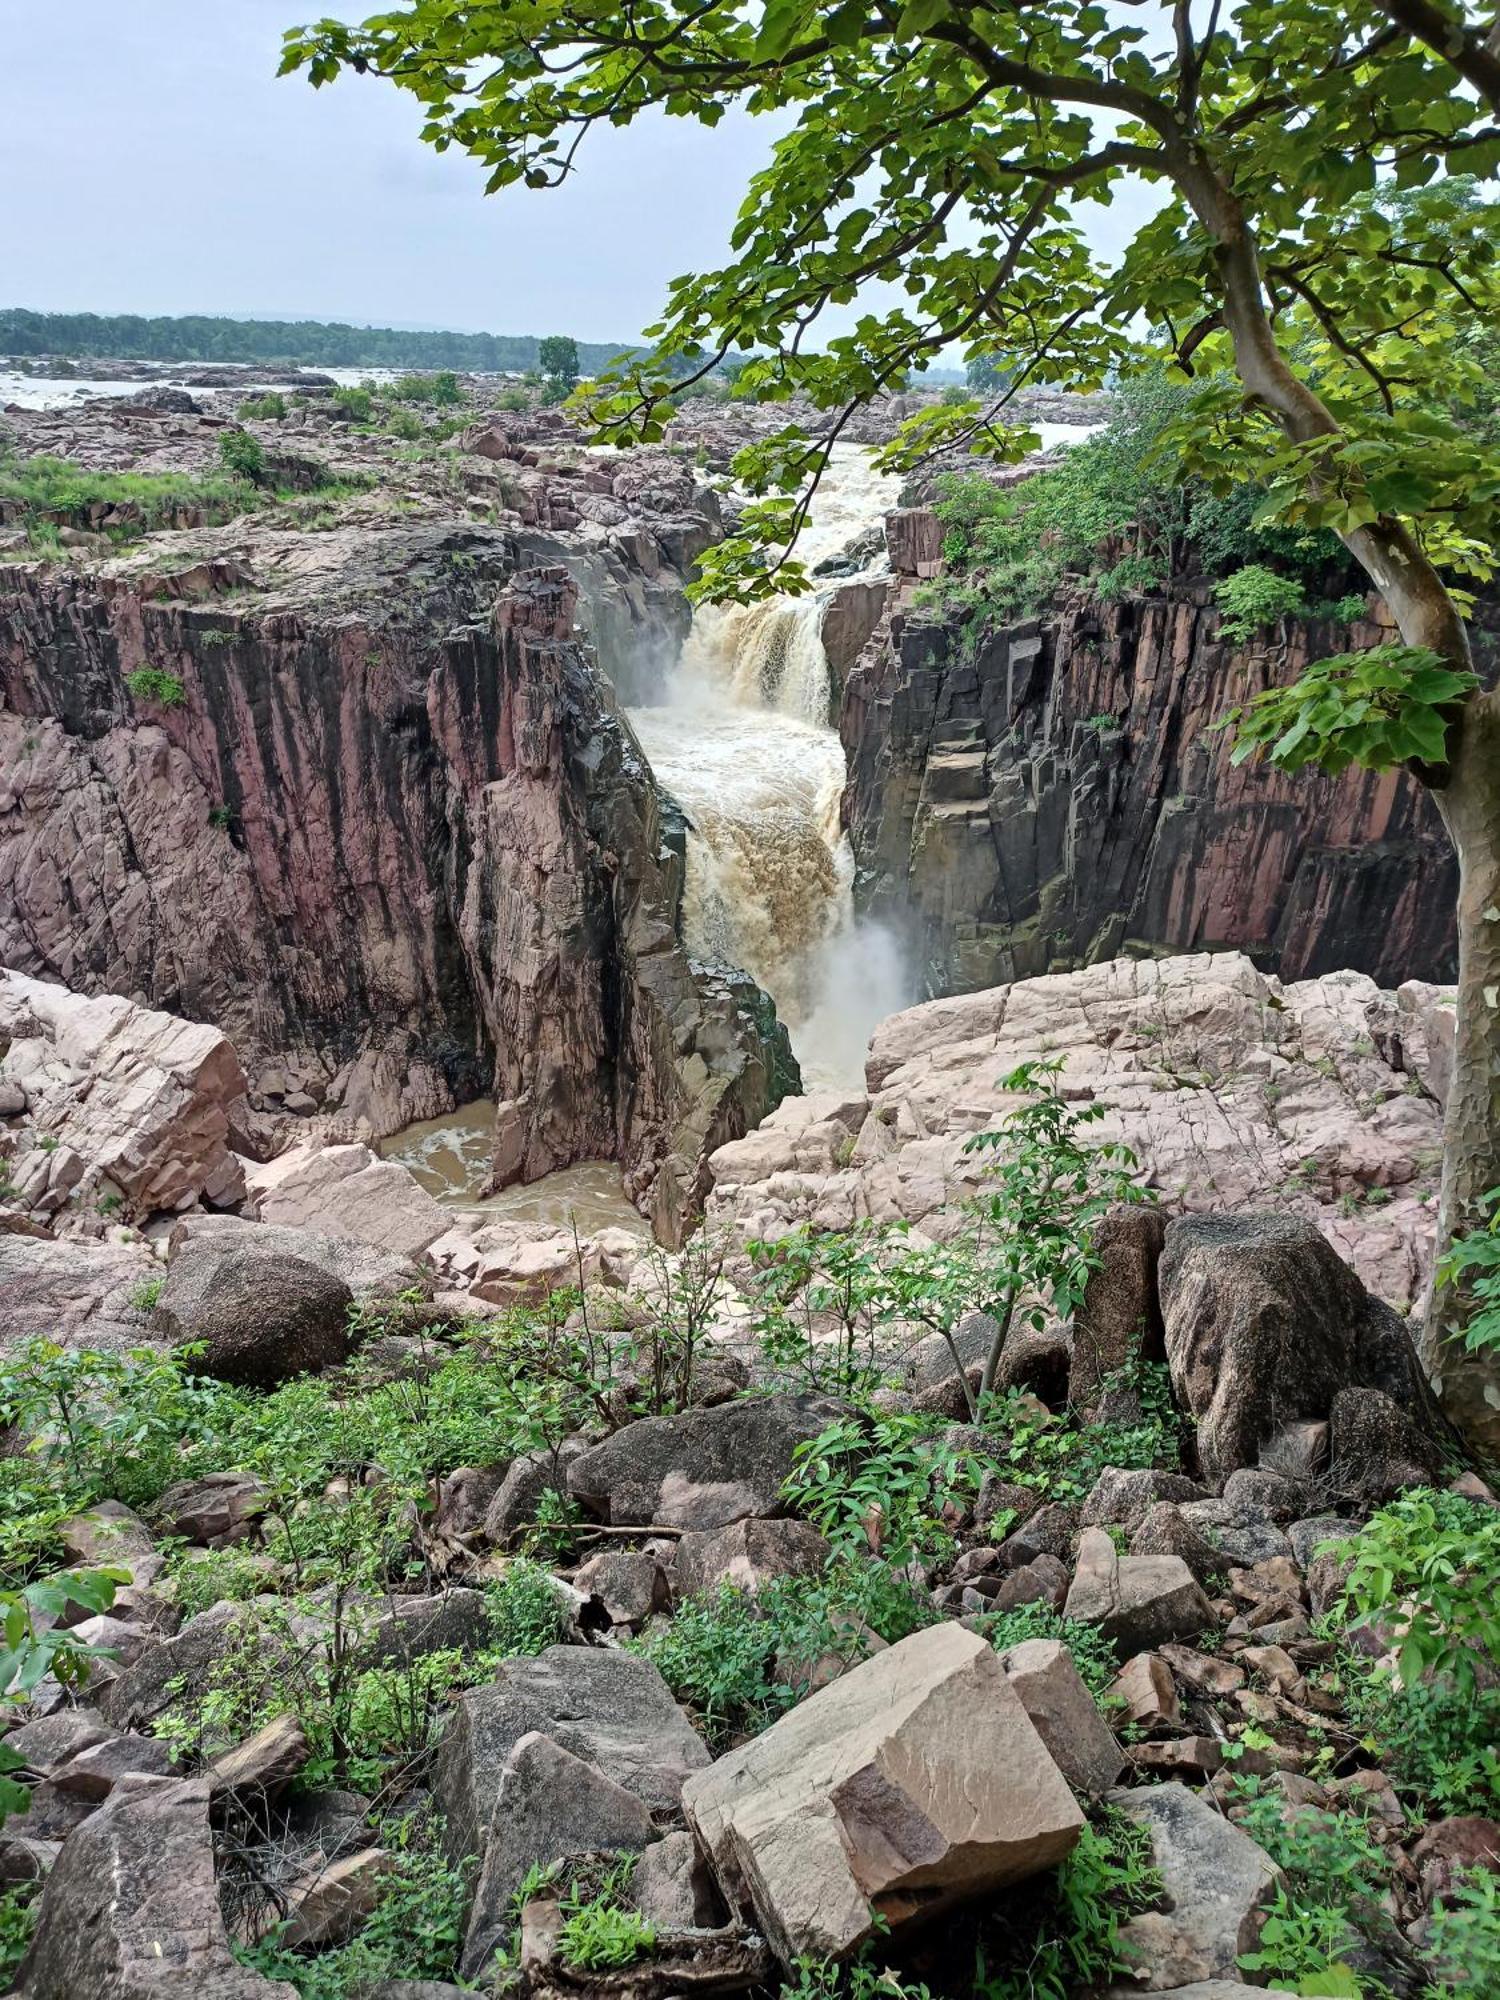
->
[841,526,1466,996]
[0,519,794,1235]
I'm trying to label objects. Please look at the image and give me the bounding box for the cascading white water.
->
[629,445,910,1087]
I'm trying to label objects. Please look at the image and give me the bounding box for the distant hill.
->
[0,308,632,374]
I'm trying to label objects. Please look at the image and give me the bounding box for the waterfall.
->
[629,445,910,1088]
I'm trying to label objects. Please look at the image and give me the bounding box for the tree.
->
[283,1,1500,1457]
[537,333,580,393]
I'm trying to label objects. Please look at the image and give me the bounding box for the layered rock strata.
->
[840,520,1479,995]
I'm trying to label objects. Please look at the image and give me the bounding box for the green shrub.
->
[129,1275,164,1312]
[1213,563,1308,641]
[123,667,186,706]
[483,1557,567,1657]
[1237,1887,1364,1996]
[0,452,258,540]
[786,1410,982,1567]
[0,1883,39,1989]
[235,1818,470,1999]
[1334,1489,1500,1696]
[981,1601,1119,1699]
[559,1903,655,1972]
[980,1804,1161,1999]
[1423,1867,1500,2000]
[332,384,374,421]
[237,392,287,420]
[218,430,266,482]
[1436,1186,1500,1359]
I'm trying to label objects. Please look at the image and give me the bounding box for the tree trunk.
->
[1427,688,1500,1465]
[1178,173,1500,1461]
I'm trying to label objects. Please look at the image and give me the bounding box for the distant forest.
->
[0,308,630,374]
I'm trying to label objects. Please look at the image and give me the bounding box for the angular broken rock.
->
[205,1714,310,1799]
[51,1733,176,1800]
[156,1470,269,1544]
[275,1848,392,1949]
[13,1774,296,1999]
[459,1732,654,1980]
[573,1549,671,1628]
[673,1516,829,1600]
[433,1645,709,1864]
[681,1621,1083,1965]
[1107,1653,1181,1732]
[997,1638,1126,1794]
[1109,1782,1281,1989]
[568,1393,847,1529]
[1065,1528,1215,1652]
[631,1829,725,1930]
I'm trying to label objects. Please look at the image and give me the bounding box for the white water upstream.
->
[629,445,908,1089]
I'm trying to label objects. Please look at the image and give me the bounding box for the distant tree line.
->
[0,308,630,375]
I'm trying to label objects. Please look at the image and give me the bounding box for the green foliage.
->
[787,1411,979,1567]
[123,665,187,706]
[980,1805,1160,2000]
[981,1601,1119,1699]
[981,1363,1184,1507]
[1423,1868,1500,2000]
[482,1557,568,1657]
[745,1219,903,1396]
[1336,1647,1500,1816]
[389,370,463,406]
[559,1901,655,1972]
[1,1567,126,1731]
[1436,1188,1500,1358]
[235,1818,470,1999]
[1238,1887,1364,1997]
[238,391,288,420]
[129,1275,164,1312]
[0,1883,39,1990]
[218,430,266,482]
[783,1958,935,2000]
[1223,645,1478,774]
[331,383,374,420]
[1215,564,1309,642]
[0,452,259,542]
[634,1562,938,1747]
[1228,1775,1400,1982]
[1333,1489,1500,1698]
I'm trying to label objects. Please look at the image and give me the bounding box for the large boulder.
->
[567,1394,846,1529]
[0,1234,163,1357]
[997,1638,1126,1794]
[681,1622,1082,1965]
[458,1734,655,1980]
[167,1211,422,1301]
[242,1142,449,1262]
[0,969,247,1218]
[1068,1207,1168,1410]
[1158,1212,1436,1483]
[152,1236,352,1385]
[673,1517,829,1600]
[13,1773,295,1999]
[432,1646,710,1864]
[1108,1783,1281,1990]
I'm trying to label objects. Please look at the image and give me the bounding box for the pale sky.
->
[1,1,1157,348]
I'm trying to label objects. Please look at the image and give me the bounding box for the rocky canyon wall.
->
[0,516,793,1237]
[840,524,1479,997]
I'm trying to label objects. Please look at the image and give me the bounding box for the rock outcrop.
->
[839,533,1476,994]
[0,526,793,1237]
[705,952,1448,1311]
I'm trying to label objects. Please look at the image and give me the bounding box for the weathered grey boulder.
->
[1158,1213,1435,1483]
[483,1439,587,1547]
[3,1710,113,1779]
[1069,1206,1167,1410]
[1176,1499,1290,1569]
[168,1211,422,1301]
[51,1733,175,1800]
[155,1471,268,1544]
[682,1622,1083,1965]
[1109,1783,1281,1989]
[360,1589,496,1669]
[1329,1385,1444,1504]
[13,1774,296,1998]
[1129,1503,1226,1584]
[568,1394,846,1529]
[56,1501,156,1572]
[673,1516,828,1600]
[1065,1529,1215,1651]
[433,1645,709,1863]
[153,1238,352,1385]
[1082,1469,1207,1533]
[631,1830,725,1930]
[997,1638,1125,1794]
[99,1602,289,1733]
[459,1733,654,1980]
[572,1550,670,1629]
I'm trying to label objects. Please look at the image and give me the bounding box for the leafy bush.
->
[559,1902,655,1972]
[787,1410,982,1567]
[1436,1187,1500,1358]
[237,392,287,420]
[1214,563,1309,641]
[980,1363,1184,1507]
[634,1563,938,1747]
[236,1819,470,1999]
[123,666,186,706]
[980,1804,1161,1999]
[981,1601,1119,1699]
[1334,1489,1500,1696]
[745,1219,903,1396]
[1223,645,1477,775]
[331,384,374,421]
[129,1275,164,1312]
[1423,1868,1500,2000]
[0,1884,39,1990]
[483,1558,567,1657]
[389,370,462,406]
[218,430,266,482]
[0,452,257,539]
[1237,1887,1364,1996]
